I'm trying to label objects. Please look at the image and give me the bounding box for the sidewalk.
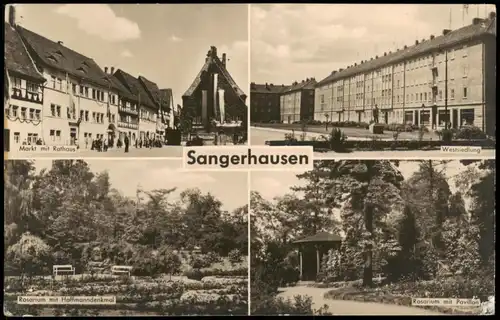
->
[251,126,394,141]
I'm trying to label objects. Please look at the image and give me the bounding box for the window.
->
[20,107,27,119]
[420,93,423,101]
[29,108,35,119]
[460,108,475,126]
[397,80,400,88]
[463,65,468,78]
[320,94,325,103]
[450,89,455,100]
[67,107,71,119]
[51,76,56,88]
[13,78,21,88]
[14,132,20,144]
[50,104,56,117]
[92,112,96,122]
[56,130,61,141]
[463,87,468,99]
[404,111,413,124]
[50,129,55,141]
[26,82,38,93]
[80,110,84,120]
[421,110,430,125]
[439,90,443,100]
[72,83,77,94]
[84,87,89,97]
[424,92,427,101]
[80,85,84,95]
[85,111,89,122]
[56,78,62,90]
[92,89,96,100]
[35,110,41,120]
[56,105,61,117]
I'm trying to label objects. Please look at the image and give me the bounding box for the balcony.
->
[118,121,139,130]
[118,106,139,116]
[11,87,43,104]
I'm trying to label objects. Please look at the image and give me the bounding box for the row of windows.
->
[12,77,42,93]
[50,76,121,105]
[6,105,42,120]
[13,132,40,145]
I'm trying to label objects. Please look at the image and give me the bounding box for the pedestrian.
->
[124,135,129,153]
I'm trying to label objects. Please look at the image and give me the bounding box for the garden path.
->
[277,285,444,315]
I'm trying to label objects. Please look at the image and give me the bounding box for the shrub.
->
[440,129,454,143]
[190,255,212,269]
[228,249,243,265]
[322,128,347,152]
[251,294,331,315]
[455,126,486,140]
[184,269,204,281]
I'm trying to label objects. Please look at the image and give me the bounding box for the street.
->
[250,127,496,159]
[7,145,183,159]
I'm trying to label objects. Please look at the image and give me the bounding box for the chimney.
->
[384,52,387,56]
[415,40,419,45]
[339,68,344,72]
[370,57,373,60]
[354,63,357,66]
[8,5,16,27]
[104,67,108,74]
[430,34,435,40]
[442,29,451,35]
[110,67,115,74]
[397,48,400,51]
[404,45,408,49]
[222,53,226,67]
[375,55,379,59]
[490,12,496,20]
[57,41,64,46]
[389,51,392,54]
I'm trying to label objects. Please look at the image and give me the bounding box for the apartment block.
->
[315,13,496,135]
[250,82,287,122]
[280,78,316,124]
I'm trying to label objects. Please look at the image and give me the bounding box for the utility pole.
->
[444,49,449,130]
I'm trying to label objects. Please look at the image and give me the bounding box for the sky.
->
[7,4,249,107]
[250,4,497,85]
[251,160,479,207]
[32,159,248,212]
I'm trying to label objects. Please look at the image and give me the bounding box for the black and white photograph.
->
[4,4,249,158]
[4,159,249,316]
[250,4,496,157]
[250,160,495,315]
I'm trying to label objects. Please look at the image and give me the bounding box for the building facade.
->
[182,46,247,132]
[4,7,178,148]
[250,82,286,123]
[4,20,46,146]
[280,78,316,124]
[314,13,496,135]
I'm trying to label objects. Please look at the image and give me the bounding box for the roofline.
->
[7,68,46,83]
[317,28,494,86]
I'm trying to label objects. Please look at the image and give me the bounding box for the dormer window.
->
[77,67,87,74]
[82,61,89,68]
[54,50,63,57]
[47,54,58,63]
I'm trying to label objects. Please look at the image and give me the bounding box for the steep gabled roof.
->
[159,88,174,111]
[317,16,496,86]
[105,72,136,102]
[16,25,110,88]
[250,83,289,94]
[138,76,170,111]
[183,47,246,100]
[283,78,317,93]
[113,69,156,108]
[4,22,45,82]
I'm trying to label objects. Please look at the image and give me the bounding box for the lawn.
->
[255,123,440,140]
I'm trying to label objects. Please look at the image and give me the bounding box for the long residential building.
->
[4,7,176,147]
[280,78,316,123]
[250,82,287,123]
[314,13,496,135]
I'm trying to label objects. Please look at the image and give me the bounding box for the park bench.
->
[53,265,75,276]
[111,265,133,276]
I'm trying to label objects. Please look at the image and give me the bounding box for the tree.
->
[322,160,404,287]
[6,232,52,279]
